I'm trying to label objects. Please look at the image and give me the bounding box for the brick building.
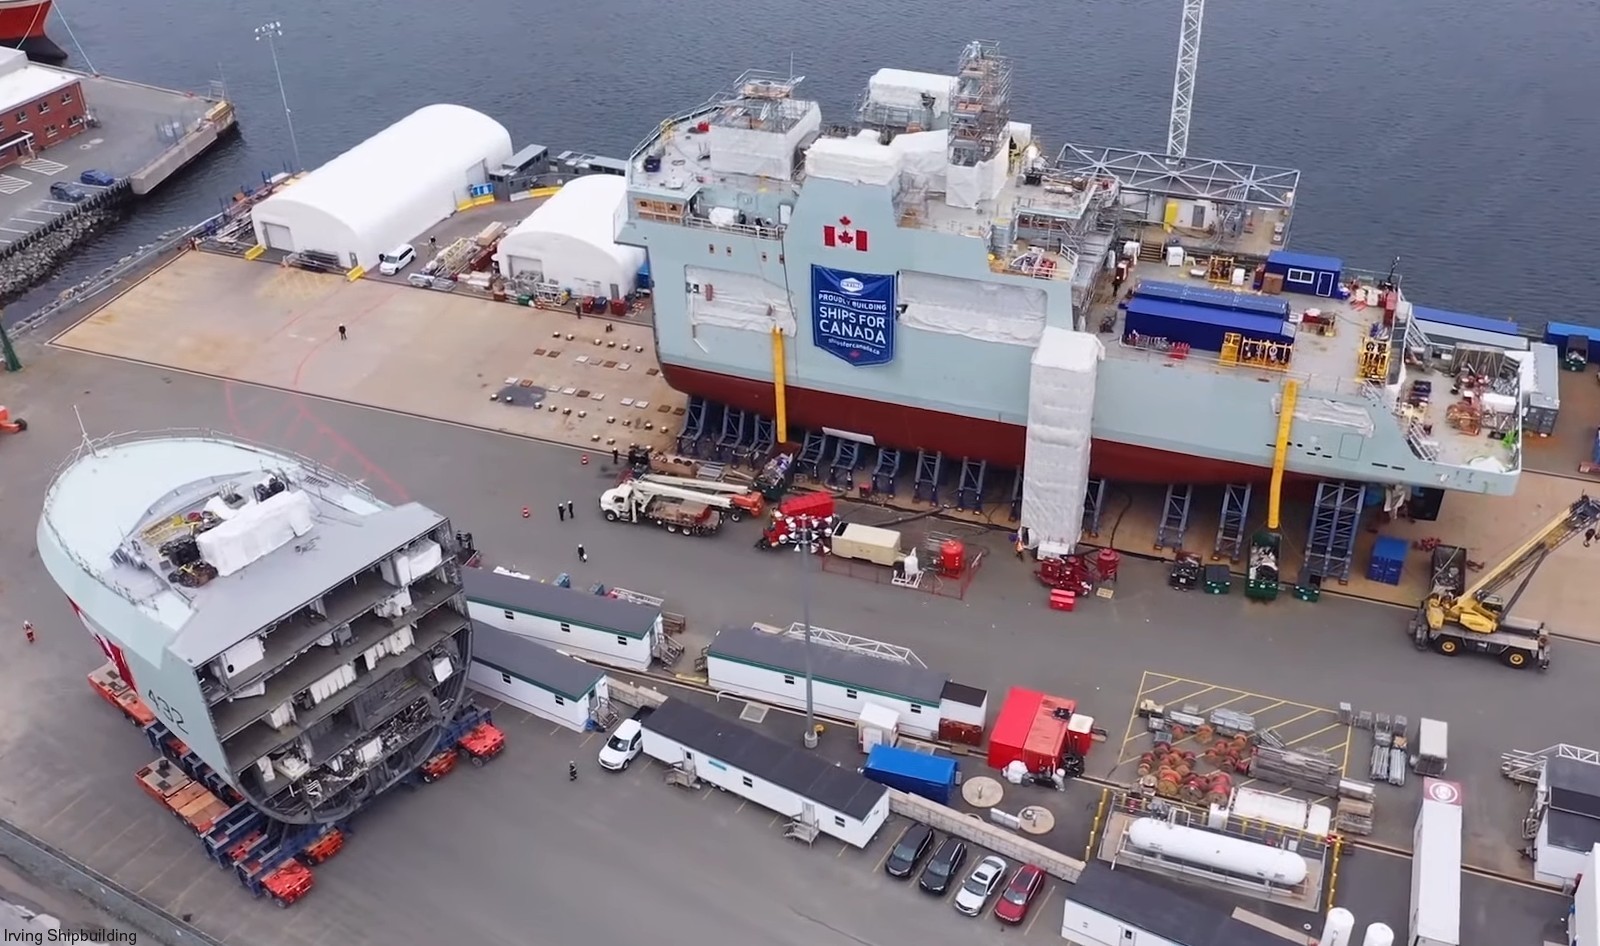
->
[0,46,87,171]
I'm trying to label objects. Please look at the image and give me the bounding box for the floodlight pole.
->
[797,515,819,749]
[254,22,302,171]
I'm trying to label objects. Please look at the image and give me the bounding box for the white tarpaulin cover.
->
[806,130,900,186]
[706,104,823,179]
[945,152,1009,209]
[866,69,953,115]
[893,130,947,192]
[1021,329,1103,556]
[899,271,1046,346]
[685,266,796,335]
[197,489,317,577]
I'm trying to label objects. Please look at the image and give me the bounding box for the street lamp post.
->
[788,513,832,750]
[254,21,302,171]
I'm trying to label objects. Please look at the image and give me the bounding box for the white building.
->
[704,622,987,741]
[1573,846,1599,946]
[251,104,514,270]
[1534,753,1600,886]
[640,698,889,849]
[495,174,646,298]
[1061,863,1288,946]
[462,567,661,672]
[467,621,609,732]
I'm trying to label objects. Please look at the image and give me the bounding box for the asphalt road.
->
[0,339,1581,945]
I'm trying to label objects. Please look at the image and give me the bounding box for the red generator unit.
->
[986,688,1094,775]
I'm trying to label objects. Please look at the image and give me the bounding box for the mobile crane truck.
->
[599,474,765,536]
[1410,494,1600,669]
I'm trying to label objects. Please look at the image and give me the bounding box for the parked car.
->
[883,823,934,878]
[597,718,643,771]
[993,864,1045,924]
[918,837,968,895]
[78,169,116,187]
[49,181,91,203]
[952,855,1008,916]
[378,243,416,275]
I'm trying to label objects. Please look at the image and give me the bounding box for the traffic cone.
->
[522,506,531,519]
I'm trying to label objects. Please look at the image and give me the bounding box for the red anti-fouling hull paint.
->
[661,362,1304,487]
[0,1,66,63]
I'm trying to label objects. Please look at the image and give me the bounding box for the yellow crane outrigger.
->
[1410,494,1600,669]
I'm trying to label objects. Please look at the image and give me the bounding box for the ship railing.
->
[680,214,786,241]
[1109,340,1392,399]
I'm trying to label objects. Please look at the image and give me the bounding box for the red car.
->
[992,864,1045,924]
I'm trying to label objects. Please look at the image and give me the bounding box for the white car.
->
[952,855,1008,917]
[378,243,416,276]
[597,718,644,771]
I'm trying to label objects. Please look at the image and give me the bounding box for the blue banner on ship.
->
[811,265,896,367]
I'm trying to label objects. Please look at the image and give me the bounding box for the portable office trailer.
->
[463,567,661,672]
[467,621,608,732]
[641,698,890,848]
[1264,250,1343,298]
[1533,755,1600,886]
[1123,298,1292,354]
[1061,862,1290,946]
[1524,342,1561,436]
[861,745,958,805]
[704,623,948,739]
[1131,280,1291,320]
[1574,846,1600,946]
[1410,779,1462,946]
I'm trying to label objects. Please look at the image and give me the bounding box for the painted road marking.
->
[0,175,29,194]
[21,158,68,175]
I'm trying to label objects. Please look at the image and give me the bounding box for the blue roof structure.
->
[1267,250,1344,272]
[1132,280,1290,320]
[1125,297,1292,339]
[1411,306,1517,337]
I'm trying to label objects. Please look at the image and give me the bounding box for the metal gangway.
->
[1501,744,1600,785]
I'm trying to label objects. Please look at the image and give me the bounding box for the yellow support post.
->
[1267,378,1300,530]
[771,327,788,444]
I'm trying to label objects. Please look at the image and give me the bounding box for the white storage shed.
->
[462,567,661,672]
[250,104,514,269]
[1533,753,1600,886]
[704,623,988,741]
[495,175,645,298]
[1061,863,1289,946]
[467,621,608,732]
[640,698,890,849]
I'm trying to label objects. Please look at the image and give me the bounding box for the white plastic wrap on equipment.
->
[685,266,797,335]
[891,130,948,192]
[706,104,822,179]
[866,69,952,115]
[1021,329,1103,556]
[196,489,316,577]
[806,130,900,186]
[1007,121,1034,150]
[943,152,1008,209]
[898,271,1046,346]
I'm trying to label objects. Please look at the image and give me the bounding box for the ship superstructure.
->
[617,42,1524,508]
[37,432,472,824]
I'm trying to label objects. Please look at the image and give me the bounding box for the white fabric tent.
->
[495,175,646,297]
[250,104,513,269]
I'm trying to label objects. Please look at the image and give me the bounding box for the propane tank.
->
[1318,907,1355,946]
[939,539,964,577]
[1359,922,1394,946]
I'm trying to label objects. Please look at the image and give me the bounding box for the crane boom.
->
[1168,0,1205,159]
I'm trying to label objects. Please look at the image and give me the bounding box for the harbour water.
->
[10,0,1599,326]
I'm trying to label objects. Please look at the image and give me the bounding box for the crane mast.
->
[1168,0,1205,159]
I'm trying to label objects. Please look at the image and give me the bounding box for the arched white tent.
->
[496,175,646,297]
[251,104,514,270]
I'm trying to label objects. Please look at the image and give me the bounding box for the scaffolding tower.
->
[947,41,1012,169]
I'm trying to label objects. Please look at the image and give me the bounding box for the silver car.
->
[952,855,1008,916]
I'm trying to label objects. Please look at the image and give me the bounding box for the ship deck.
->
[1087,266,1519,475]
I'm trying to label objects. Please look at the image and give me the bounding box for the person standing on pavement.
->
[338,324,348,341]
[566,500,575,519]
[612,447,620,466]
[577,544,588,563]
[558,503,566,522]
[23,621,35,644]
[568,761,578,781]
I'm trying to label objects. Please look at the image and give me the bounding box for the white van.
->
[378,243,416,276]
[597,718,644,771]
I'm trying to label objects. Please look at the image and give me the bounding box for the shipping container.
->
[987,687,1043,770]
[1523,342,1561,436]
[1124,297,1294,354]
[1131,280,1290,320]
[861,744,958,805]
[1367,535,1407,586]
[1264,250,1343,298]
[828,522,903,566]
[1411,305,1518,337]
[1410,779,1462,946]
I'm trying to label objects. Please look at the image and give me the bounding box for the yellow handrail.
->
[1267,379,1299,530]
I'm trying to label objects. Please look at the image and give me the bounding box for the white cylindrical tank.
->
[1359,923,1394,946]
[1319,907,1355,946]
[1125,819,1308,886]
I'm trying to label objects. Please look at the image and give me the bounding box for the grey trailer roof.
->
[1066,863,1289,946]
[462,568,659,638]
[644,698,885,821]
[1548,755,1600,819]
[708,623,948,705]
[469,620,604,701]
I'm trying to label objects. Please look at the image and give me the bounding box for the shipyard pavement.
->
[0,342,1583,946]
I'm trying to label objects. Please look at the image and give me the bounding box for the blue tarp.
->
[1132,280,1290,320]
[862,745,957,805]
[1266,250,1344,273]
[1545,321,1600,347]
[1411,306,1517,337]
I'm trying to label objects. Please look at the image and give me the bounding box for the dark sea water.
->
[14,0,1600,325]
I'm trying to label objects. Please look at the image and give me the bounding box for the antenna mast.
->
[1167,0,1205,159]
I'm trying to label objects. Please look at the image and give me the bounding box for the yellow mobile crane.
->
[1410,494,1600,670]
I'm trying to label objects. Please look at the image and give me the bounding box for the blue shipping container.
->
[1124,297,1293,354]
[1411,306,1517,338]
[1132,280,1291,320]
[1545,321,1600,364]
[862,745,958,805]
[1367,535,1408,586]
[1265,250,1343,298]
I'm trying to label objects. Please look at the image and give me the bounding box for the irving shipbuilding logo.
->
[4,930,139,944]
[838,277,865,295]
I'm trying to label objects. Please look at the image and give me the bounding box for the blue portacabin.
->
[861,744,957,805]
[812,265,895,367]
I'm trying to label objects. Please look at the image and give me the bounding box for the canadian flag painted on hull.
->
[823,216,869,252]
[68,596,137,690]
